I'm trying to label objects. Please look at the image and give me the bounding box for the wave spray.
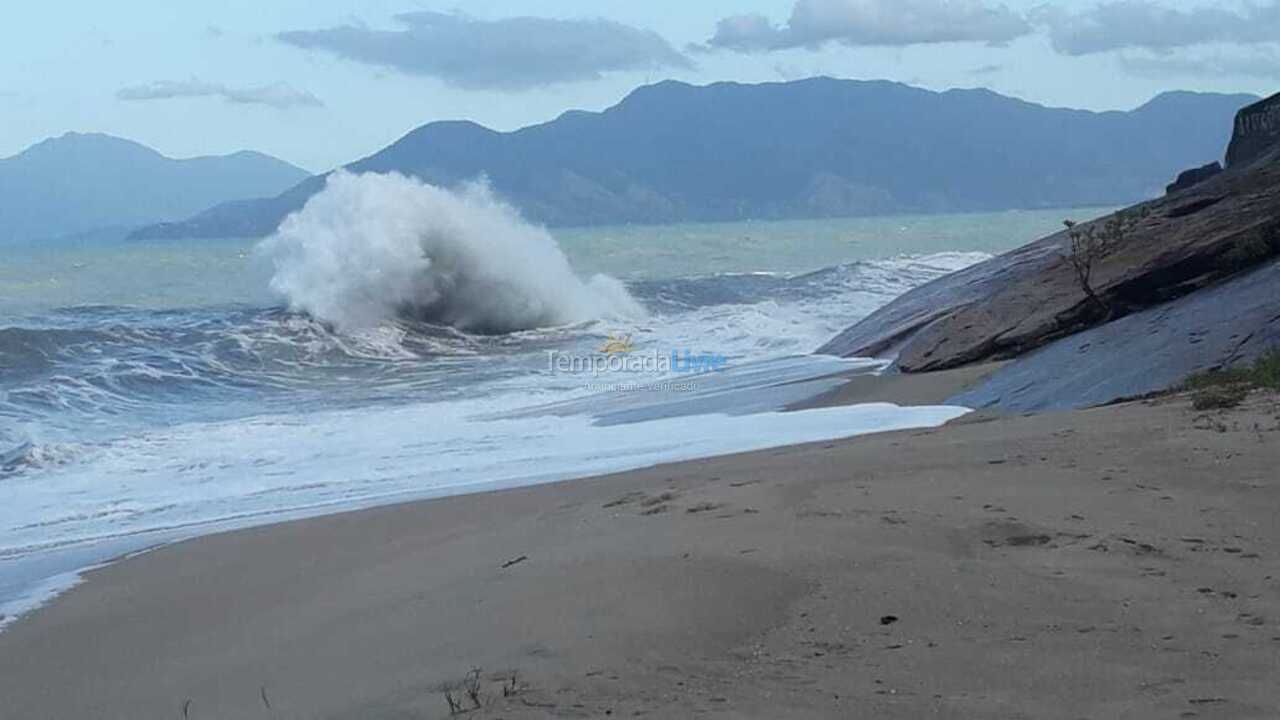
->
[259,171,644,333]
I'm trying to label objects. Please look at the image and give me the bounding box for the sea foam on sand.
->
[0,355,969,630]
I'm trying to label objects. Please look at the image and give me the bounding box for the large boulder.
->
[819,144,1280,373]
[1227,93,1280,169]
[1166,162,1222,195]
[948,256,1280,412]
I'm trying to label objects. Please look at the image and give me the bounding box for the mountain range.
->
[0,133,308,243]
[131,79,1259,241]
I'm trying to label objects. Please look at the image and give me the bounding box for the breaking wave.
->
[259,171,645,334]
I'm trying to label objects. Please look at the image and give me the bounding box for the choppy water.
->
[0,181,1107,627]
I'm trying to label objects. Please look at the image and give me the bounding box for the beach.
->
[3,25,1278,720]
[2,380,1277,719]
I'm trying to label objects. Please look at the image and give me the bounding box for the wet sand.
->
[1,388,1278,719]
[788,362,1005,410]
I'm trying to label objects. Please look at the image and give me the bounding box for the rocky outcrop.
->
[1227,93,1280,169]
[947,256,1280,412]
[1166,162,1222,195]
[819,143,1280,375]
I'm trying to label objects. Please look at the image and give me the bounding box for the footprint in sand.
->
[637,492,680,515]
[979,519,1054,548]
[602,491,647,509]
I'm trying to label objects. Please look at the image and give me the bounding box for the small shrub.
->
[1185,369,1241,391]
[1222,233,1275,270]
[502,670,522,698]
[1251,349,1280,390]
[443,686,464,715]
[1192,385,1249,411]
[1063,207,1149,316]
[1184,349,1280,410]
[1185,349,1280,393]
[463,668,484,710]
[441,668,486,715]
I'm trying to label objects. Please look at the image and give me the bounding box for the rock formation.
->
[1227,92,1280,169]
[820,100,1280,410]
[1166,162,1222,195]
[950,255,1280,412]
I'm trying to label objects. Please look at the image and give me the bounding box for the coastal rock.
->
[1166,162,1222,195]
[819,144,1280,375]
[1226,92,1280,169]
[948,256,1280,412]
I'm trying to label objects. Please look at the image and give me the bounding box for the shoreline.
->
[2,377,1278,717]
[787,362,1004,410]
[0,361,984,636]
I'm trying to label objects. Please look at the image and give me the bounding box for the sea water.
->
[0,171,1108,627]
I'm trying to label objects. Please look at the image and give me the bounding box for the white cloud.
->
[1120,47,1280,80]
[1032,1,1280,56]
[117,79,323,109]
[705,0,1032,52]
[277,11,693,91]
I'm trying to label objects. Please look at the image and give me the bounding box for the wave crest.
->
[259,171,645,333]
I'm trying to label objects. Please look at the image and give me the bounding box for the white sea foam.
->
[0,566,90,634]
[0,358,967,563]
[0,388,968,631]
[0,203,1064,632]
[259,171,645,333]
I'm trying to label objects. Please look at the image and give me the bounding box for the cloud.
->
[704,0,1032,53]
[277,11,693,91]
[117,79,323,109]
[1120,47,1280,80]
[1032,1,1280,56]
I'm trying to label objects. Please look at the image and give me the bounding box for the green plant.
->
[1192,385,1249,411]
[1222,230,1278,271]
[1183,349,1280,410]
[1185,349,1280,392]
[1063,208,1148,316]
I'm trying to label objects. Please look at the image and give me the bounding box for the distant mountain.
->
[0,133,309,243]
[131,78,1259,240]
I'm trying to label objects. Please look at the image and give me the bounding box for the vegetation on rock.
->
[1063,207,1149,317]
[1185,349,1280,410]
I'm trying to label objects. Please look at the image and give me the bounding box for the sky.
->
[2,0,1278,172]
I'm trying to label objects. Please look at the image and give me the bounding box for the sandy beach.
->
[1,384,1278,719]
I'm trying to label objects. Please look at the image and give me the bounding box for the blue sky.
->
[3,1,1277,172]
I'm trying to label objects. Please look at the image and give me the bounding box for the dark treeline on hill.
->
[132,78,1258,240]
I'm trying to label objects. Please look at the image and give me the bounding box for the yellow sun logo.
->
[599,333,635,355]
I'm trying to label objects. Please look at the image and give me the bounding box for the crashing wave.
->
[258,171,645,334]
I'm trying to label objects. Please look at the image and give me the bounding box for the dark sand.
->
[1,387,1279,719]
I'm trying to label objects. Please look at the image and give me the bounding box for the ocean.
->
[0,171,1108,627]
